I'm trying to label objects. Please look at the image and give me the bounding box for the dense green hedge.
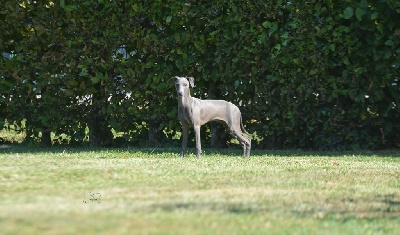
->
[1,0,399,149]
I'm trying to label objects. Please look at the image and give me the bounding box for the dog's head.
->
[171,76,195,97]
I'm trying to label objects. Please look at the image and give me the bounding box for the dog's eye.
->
[184,83,188,87]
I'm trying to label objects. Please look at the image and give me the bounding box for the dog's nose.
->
[178,91,183,96]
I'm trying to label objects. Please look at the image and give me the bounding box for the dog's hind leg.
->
[229,126,251,157]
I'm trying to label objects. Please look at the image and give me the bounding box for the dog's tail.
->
[240,115,255,137]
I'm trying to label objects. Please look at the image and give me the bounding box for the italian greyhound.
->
[172,76,253,157]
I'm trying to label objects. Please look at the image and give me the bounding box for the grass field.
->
[0,145,399,235]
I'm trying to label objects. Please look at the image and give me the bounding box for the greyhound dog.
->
[172,76,253,157]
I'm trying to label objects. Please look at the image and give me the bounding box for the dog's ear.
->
[188,77,195,87]
[169,76,178,83]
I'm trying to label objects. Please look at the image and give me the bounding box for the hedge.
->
[1,0,399,149]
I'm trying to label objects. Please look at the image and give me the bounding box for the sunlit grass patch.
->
[0,146,399,234]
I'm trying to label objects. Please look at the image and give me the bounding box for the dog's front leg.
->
[181,122,189,157]
[194,125,202,157]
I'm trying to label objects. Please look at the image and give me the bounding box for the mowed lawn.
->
[0,146,399,235]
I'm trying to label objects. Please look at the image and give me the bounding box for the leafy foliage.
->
[1,0,399,149]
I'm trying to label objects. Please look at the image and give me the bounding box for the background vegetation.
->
[1,0,399,150]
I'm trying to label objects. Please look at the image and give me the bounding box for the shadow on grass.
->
[141,200,267,215]
[136,198,400,220]
[291,194,400,221]
[0,143,399,157]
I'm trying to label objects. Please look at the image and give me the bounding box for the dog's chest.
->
[179,105,194,124]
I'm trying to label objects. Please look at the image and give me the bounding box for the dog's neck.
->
[178,90,193,108]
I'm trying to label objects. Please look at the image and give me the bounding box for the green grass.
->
[0,145,399,235]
